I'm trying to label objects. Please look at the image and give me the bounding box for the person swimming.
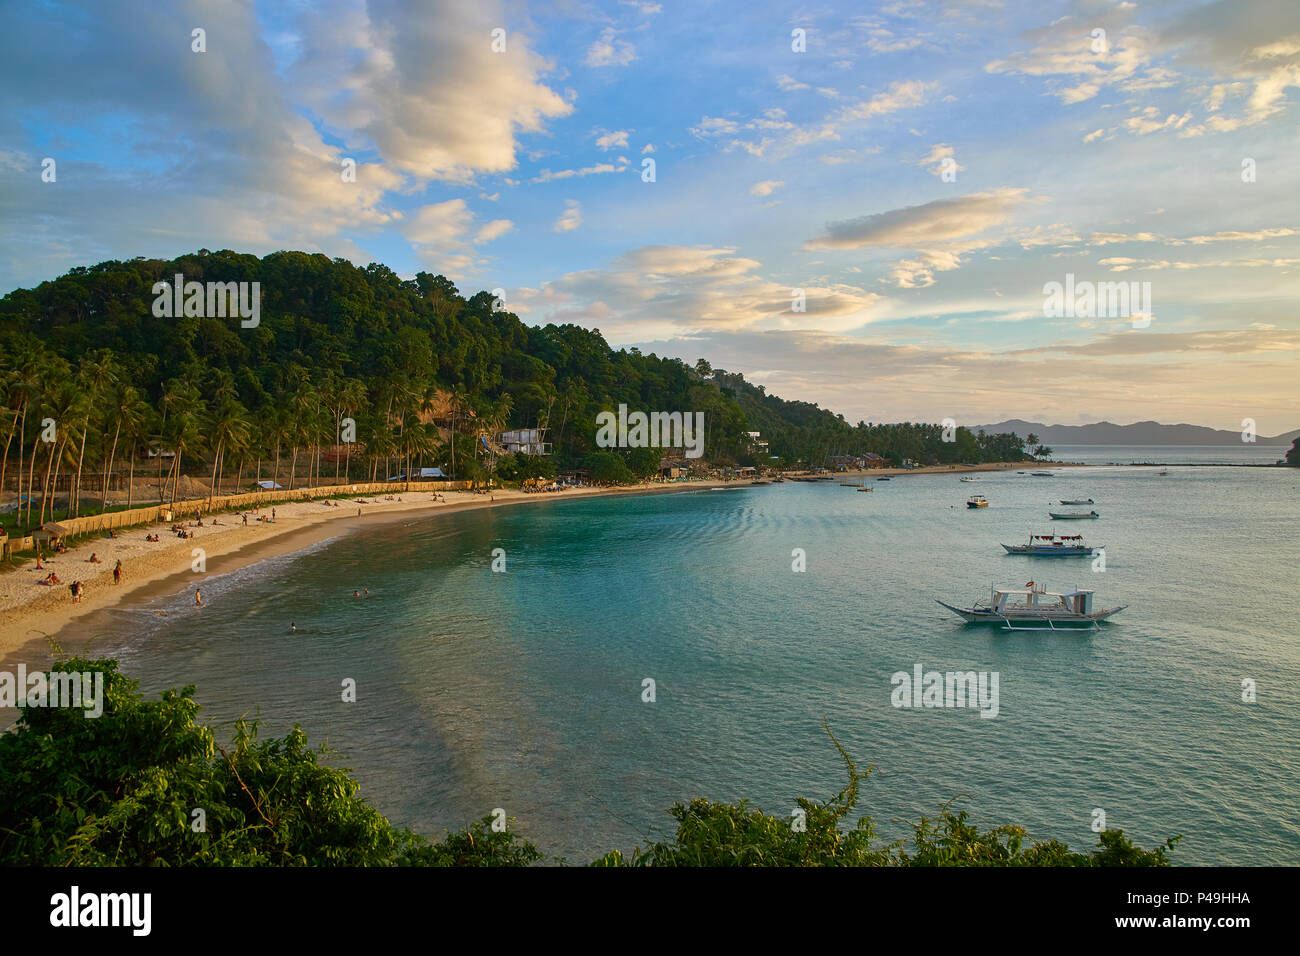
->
[353,590,361,597]
[289,622,296,632]
[195,589,202,606]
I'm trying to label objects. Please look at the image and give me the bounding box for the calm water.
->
[1053,443,1291,465]
[62,464,1300,864]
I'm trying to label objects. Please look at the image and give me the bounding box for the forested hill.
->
[0,250,1029,473]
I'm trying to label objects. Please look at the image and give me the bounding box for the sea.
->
[48,455,1300,865]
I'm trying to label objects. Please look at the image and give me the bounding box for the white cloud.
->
[474,219,514,244]
[554,199,582,232]
[586,28,636,67]
[290,0,572,182]
[595,129,630,150]
[805,188,1036,250]
[750,180,785,197]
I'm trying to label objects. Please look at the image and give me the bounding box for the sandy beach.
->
[0,459,1078,666]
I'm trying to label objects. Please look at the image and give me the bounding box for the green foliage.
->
[593,721,1178,868]
[0,251,1034,524]
[1287,437,1299,466]
[0,657,539,866]
[581,450,633,483]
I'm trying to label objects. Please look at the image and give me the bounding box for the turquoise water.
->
[65,465,1300,864]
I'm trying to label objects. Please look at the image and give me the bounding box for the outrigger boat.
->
[1002,534,1097,556]
[1031,471,1055,476]
[1059,499,1093,505]
[959,476,977,482]
[1049,510,1098,519]
[937,581,1126,630]
[967,495,989,508]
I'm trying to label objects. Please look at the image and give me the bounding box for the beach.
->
[0,459,1073,664]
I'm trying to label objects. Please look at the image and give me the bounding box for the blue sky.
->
[2,0,1298,431]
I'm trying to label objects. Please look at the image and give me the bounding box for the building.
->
[498,428,551,455]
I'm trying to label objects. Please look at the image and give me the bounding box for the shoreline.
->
[2,460,1070,664]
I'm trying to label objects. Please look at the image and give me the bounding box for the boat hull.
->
[1001,544,1093,556]
[936,599,1125,627]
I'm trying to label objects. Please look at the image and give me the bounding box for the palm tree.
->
[118,392,153,512]
[206,399,252,508]
[165,405,203,511]
[99,381,147,513]
[69,350,119,517]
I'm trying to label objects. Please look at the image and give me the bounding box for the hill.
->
[970,419,1299,446]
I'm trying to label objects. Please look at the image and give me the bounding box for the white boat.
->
[1059,499,1094,505]
[937,581,1125,630]
[1049,510,1098,519]
[959,476,977,482]
[1002,534,1097,556]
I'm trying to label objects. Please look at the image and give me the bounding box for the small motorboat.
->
[967,495,989,508]
[857,486,872,492]
[938,581,1125,630]
[959,476,977,482]
[1002,534,1097,556]
[1059,499,1094,505]
[1049,510,1099,519]
[876,477,891,481]
[1031,472,1055,477]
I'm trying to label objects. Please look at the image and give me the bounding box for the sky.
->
[1,0,1298,434]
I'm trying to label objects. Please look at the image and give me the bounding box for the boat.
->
[937,581,1126,630]
[1031,472,1054,477]
[1002,534,1097,556]
[959,476,977,482]
[857,486,872,492]
[1049,510,1098,519]
[1059,499,1094,505]
[1157,470,1168,476]
[967,495,989,508]
[876,477,891,481]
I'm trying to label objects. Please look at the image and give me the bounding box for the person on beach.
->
[88,552,101,563]
[357,508,361,517]
[243,513,248,525]
[271,508,276,521]
[113,560,122,585]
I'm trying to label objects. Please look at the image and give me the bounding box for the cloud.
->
[474,219,514,243]
[595,129,630,150]
[554,199,582,232]
[586,28,636,67]
[512,245,882,337]
[805,188,1035,250]
[750,180,785,197]
[530,162,626,184]
[917,143,964,177]
[290,0,572,182]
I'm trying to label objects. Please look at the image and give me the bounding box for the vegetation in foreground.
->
[0,658,1178,867]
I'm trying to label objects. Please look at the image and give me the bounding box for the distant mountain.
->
[969,420,1300,446]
